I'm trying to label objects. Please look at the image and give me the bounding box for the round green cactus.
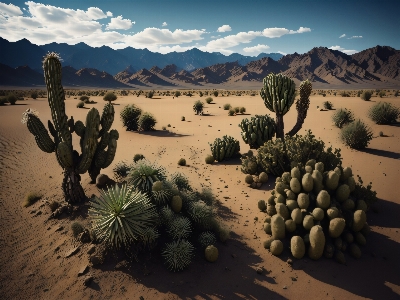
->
[238,114,276,149]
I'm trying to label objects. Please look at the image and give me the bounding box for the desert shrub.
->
[76,101,85,108]
[0,97,8,105]
[228,108,235,116]
[103,92,117,102]
[378,90,386,98]
[133,154,145,162]
[48,200,60,212]
[340,119,373,149]
[223,103,231,110]
[113,161,131,181]
[120,104,142,131]
[174,91,181,97]
[199,91,203,97]
[162,126,167,130]
[7,94,17,105]
[234,107,240,114]
[71,222,84,238]
[89,183,157,249]
[79,95,89,102]
[332,108,355,128]
[181,116,185,121]
[23,191,42,207]
[193,100,204,115]
[239,107,246,114]
[178,158,186,166]
[360,91,372,101]
[367,102,400,124]
[323,101,333,110]
[213,91,219,97]
[205,97,213,104]
[138,112,157,131]
[31,91,38,99]
[340,91,350,97]
[394,90,399,97]
[146,91,154,98]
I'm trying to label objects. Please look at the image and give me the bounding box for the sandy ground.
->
[0,92,400,300]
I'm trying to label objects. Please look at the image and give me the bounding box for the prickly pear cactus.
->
[239,115,276,149]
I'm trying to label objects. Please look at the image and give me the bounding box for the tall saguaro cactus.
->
[260,73,312,139]
[22,53,119,204]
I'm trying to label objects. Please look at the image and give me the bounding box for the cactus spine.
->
[22,52,119,204]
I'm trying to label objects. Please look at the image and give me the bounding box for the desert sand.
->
[0,91,400,300]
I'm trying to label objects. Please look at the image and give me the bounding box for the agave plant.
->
[162,240,194,271]
[127,159,167,194]
[89,183,157,249]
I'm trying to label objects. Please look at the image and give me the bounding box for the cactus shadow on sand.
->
[135,130,191,137]
[359,148,400,159]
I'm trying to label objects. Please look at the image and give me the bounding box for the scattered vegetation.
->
[138,112,157,131]
[120,104,143,131]
[103,91,117,103]
[332,108,354,128]
[23,191,42,207]
[71,222,84,238]
[223,103,231,110]
[323,101,333,110]
[340,119,373,149]
[205,97,213,104]
[360,91,372,101]
[367,102,400,124]
[193,100,204,115]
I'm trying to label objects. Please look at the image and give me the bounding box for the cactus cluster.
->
[239,115,276,149]
[260,161,376,264]
[22,53,118,204]
[209,135,240,162]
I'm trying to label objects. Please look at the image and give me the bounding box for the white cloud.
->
[126,28,205,46]
[0,2,23,17]
[205,31,262,52]
[263,26,311,38]
[106,15,133,30]
[162,21,167,27]
[86,7,107,20]
[277,51,287,55]
[329,45,359,55]
[217,25,231,32]
[339,34,346,38]
[347,35,362,39]
[243,44,270,53]
[106,11,112,17]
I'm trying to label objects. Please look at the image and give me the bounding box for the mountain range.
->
[0,37,399,89]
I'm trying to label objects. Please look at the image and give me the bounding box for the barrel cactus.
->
[238,114,276,149]
[209,135,240,162]
[21,53,119,204]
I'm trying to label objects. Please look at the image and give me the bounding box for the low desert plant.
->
[23,191,42,207]
[181,116,185,121]
[174,91,181,97]
[103,91,117,103]
[113,161,131,181]
[360,91,372,101]
[178,158,186,166]
[146,91,154,98]
[340,91,350,97]
[205,154,214,164]
[223,103,231,110]
[340,119,373,149]
[228,108,235,116]
[162,126,167,130]
[0,97,8,105]
[193,100,204,115]
[79,95,89,102]
[127,159,167,194]
[394,90,399,97]
[138,112,157,131]
[378,90,386,98]
[71,221,84,238]
[133,153,145,162]
[199,91,203,97]
[76,101,85,108]
[7,94,17,105]
[120,104,142,131]
[239,107,246,114]
[367,102,400,124]
[162,239,194,272]
[323,101,333,110]
[205,97,213,104]
[213,91,219,97]
[332,108,355,128]
[31,91,38,99]
[48,200,60,212]
[234,107,240,114]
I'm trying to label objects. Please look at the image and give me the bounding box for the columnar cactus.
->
[260,73,296,139]
[22,53,119,204]
[238,115,276,149]
[209,135,240,162]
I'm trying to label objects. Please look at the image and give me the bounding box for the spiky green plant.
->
[151,180,173,205]
[223,103,231,110]
[127,159,167,194]
[162,240,194,272]
[209,135,240,162]
[113,161,131,181]
[167,216,192,239]
[323,101,333,110]
[160,205,175,226]
[198,187,216,206]
[340,119,373,149]
[138,112,157,131]
[367,102,400,125]
[198,231,217,249]
[193,100,204,115]
[140,227,160,249]
[361,91,372,101]
[188,200,215,229]
[170,172,192,191]
[120,104,142,131]
[89,183,157,249]
[332,108,355,128]
[239,114,276,149]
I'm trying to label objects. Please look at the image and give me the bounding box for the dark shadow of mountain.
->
[136,130,191,137]
[360,148,400,159]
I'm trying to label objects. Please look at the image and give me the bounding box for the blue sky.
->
[0,0,398,56]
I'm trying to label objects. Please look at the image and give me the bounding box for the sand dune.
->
[0,92,399,299]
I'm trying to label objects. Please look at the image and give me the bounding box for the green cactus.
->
[21,53,119,204]
[209,135,240,162]
[238,114,276,149]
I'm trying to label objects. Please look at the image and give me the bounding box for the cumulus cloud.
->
[243,44,270,53]
[263,26,311,38]
[162,21,167,27]
[0,2,23,17]
[339,34,346,38]
[106,11,112,17]
[347,35,362,39]
[106,15,133,30]
[329,45,359,55]
[217,25,231,32]
[277,51,287,55]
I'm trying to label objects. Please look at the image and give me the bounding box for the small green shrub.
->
[178,158,186,166]
[234,107,240,113]
[76,101,85,108]
[367,102,400,124]
[323,101,333,110]
[394,91,399,97]
[31,91,38,99]
[205,97,213,104]
[174,91,181,97]
[120,104,142,131]
[193,100,204,115]
[48,200,60,212]
[138,112,157,131]
[23,191,42,207]
[340,91,350,97]
[223,103,231,110]
[79,95,89,102]
[113,160,131,181]
[360,91,372,101]
[7,94,17,105]
[103,92,117,102]
[340,119,373,149]
[378,90,386,98]
[146,91,154,98]
[199,91,203,97]
[332,108,355,128]
[213,91,219,97]
[133,154,145,162]
[162,126,167,130]
[0,97,8,105]
[71,222,84,238]
[239,107,246,114]
[228,108,235,116]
